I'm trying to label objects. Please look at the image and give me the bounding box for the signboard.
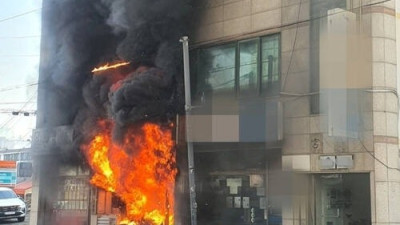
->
[0,161,17,185]
[0,161,16,168]
[0,170,17,185]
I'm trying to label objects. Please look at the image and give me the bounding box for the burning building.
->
[32,0,192,224]
[31,0,400,225]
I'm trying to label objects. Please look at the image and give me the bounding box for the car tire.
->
[17,217,25,222]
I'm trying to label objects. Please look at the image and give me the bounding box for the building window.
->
[20,152,31,161]
[261,35,280,95]
[196,43,236,96]
[4,153,18,161]
[191,34,280,100]
[239,39,259,95]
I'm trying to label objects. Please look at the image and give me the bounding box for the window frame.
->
[237,38,260,96]
[191,33,281,100]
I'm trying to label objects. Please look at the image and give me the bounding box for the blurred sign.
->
[0,161,17,185]
[227,178,242,194]
[242,197,250,208]
[0,170,16,185]
[0,161,16,168]
[234,197,241,208]
[336,155,354,169]
[250,175,263,187]
[320,156,336,170]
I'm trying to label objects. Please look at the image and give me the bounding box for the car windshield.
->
[0,190,17,199]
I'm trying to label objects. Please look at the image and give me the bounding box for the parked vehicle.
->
[0,187,26,222]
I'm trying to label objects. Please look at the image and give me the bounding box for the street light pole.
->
[180,36,197,225]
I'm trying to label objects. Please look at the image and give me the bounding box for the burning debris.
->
[92,62,131,73]
[41,0,193,224]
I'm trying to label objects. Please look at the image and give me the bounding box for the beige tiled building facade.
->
[187,0,400,225]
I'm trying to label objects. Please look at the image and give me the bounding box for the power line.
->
[0,110,36,114]
[360,140,400,172]
[0,35,40,39]
[0,8,42,23]
[321,133,400,172]
[0,91,37,130]
[0,55,39,57]
[280,0,303,92]
[0,82,38,93]
[0,102,37,105]
[192,0,392,49]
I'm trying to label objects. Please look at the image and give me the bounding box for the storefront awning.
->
[14,179,32,196]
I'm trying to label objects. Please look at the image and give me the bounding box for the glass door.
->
[315,174,371,225]
[316,174,344,225]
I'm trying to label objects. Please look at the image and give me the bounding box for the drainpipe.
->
[180,36,197,225]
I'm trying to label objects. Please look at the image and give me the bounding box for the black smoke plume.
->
[39,0,193,160]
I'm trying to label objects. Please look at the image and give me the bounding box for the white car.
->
[0,187,26,222]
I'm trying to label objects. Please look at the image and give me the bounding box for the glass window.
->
[192,34,280,98]
[261,35,280,93]
[4,153,18,161]
[0,190,17,199]
[197,44,236,95]
[239,39,259,94]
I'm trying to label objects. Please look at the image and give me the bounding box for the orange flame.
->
[82,121,177,225]
[92,62,130,73]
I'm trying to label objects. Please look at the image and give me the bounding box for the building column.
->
[370,1,400,224]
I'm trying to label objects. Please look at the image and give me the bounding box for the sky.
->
[0,0,42,141]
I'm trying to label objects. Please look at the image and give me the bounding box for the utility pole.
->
[180,36,197,225]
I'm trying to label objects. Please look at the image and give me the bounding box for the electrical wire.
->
[360,140,400,172]
[0,91,37,130]
[321,133,400,172]
[280,0,303,92]
[278,0,398,172]
[0,82,38,93]
[0,35,40,39]
[0,8,42,23]
[0,102,37,105]
[191,0,392,49]
[0,55,39,57]
[0,110,36,114]
[191,0,394,100]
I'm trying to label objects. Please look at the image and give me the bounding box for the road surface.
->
[0,213,29,225]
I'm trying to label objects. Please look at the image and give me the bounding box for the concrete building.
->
[29,0,400,225]
[186,0,400,225]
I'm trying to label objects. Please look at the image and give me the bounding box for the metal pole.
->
[180,36,197,225]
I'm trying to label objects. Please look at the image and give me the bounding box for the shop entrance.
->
[315,173,370,225]
[194,147,284,225]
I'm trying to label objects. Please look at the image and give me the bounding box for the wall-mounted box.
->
[319,155,354,170]
[319,156,336,169]
[336,155,353,169]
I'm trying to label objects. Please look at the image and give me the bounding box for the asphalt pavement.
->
[0,213,29,225]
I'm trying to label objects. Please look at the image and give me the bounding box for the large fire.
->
[81,120,177,225]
